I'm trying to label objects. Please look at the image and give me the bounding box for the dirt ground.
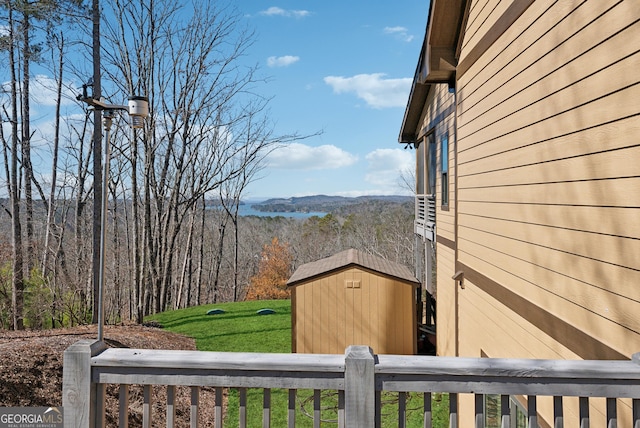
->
[0,324,222,427]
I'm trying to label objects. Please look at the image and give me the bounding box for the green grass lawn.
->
[146,299,448,427]
[147,299,292,353]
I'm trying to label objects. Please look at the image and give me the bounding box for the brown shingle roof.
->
[287,248,419,287]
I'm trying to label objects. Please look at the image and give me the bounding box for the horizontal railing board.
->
[92,368,344,390]
[376,375,640,397]
[375,354,640,380]
[92,348,346,372]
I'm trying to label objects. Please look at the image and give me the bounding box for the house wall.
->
[450,0,640,425]
[291,267,416,355]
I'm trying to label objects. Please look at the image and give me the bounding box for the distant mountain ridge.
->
[251,194,412,213]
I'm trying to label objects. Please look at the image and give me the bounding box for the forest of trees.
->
[0,0,415,330]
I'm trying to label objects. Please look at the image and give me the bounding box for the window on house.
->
[416,140,425,195]
[441,133,449,206]
[427,133,436,196]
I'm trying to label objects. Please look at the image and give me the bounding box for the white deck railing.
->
[63,340,640,427]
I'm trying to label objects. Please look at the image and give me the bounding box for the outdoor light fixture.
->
[77,82,149,341]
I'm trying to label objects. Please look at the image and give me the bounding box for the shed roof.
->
[287,248,419,287]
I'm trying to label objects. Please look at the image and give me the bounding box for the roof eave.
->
[398,0,469,144]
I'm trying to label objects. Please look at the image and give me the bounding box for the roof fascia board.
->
[399,0,469,143]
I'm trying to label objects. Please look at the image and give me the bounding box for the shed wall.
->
[292,267,416,355]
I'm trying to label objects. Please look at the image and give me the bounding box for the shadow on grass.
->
[157,309,290,329]
[161,315,288,330]
[196,326,292,340]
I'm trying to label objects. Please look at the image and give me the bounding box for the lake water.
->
[238,204,327,219]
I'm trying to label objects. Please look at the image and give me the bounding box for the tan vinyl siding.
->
[459,200,640,241]
[455,0,640,360]
[435,245,456,356]
[458,279,635,427]
[436,212,455,239]
[420,84,455,136]
[421,88,437,133]
[458,115,640,178]
[458,237,640,357]
[458,0,627,118]
[461,0,511,55]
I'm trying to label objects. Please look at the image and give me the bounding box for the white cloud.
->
[324,73,412,109]
[267,143,358,170]
[260,7,310,18]
[364,148,413,187]
[2,74,78,108]
[267,55,300,68]
[384,26,414,42]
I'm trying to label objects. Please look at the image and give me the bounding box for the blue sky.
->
[237,1,429,199]
[0,1,429,200]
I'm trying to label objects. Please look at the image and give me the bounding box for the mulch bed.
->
[0,324,223,427]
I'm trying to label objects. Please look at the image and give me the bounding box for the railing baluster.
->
[263,388,271,428]
[633,399,640,428]
[95,383,106,428]
[338,390,345,428]
[239,388,247,428]
[553,396,563,428]
[501,395,510,428]
[579,397,589,428]
[399,391,407,428]
[215,387,223,428]
[190,386,199,428]
[314,389,321,428]
[375,390,382,427]
[450,393,458,428]
[606,397,616,428]
[288,389,296,428]
[528,395,537,428]
[166,385,175,428]
[423,392,432,428]
[143,385,152,428]
[118,384,129,428]
[475,394,484,428]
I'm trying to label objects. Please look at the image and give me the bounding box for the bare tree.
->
[98,0,299,315]
[41,32,65,277]
[1,3,25,330]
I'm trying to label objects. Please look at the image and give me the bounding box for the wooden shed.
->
[287,249,418,355]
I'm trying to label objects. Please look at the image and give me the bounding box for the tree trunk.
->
[42,33,65,278]
[91,0,103,324]
[175,205,196,309]
[7,7,24,330]
[19,11,35,278]
[194,195,206,306]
